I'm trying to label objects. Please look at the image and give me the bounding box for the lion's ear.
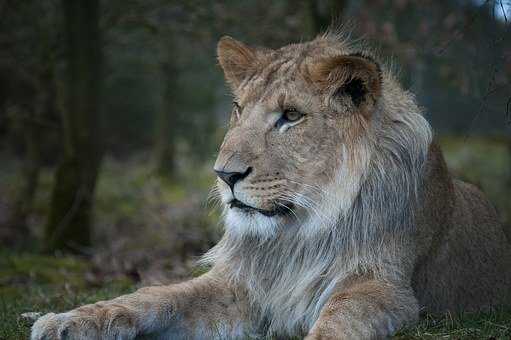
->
[217,36,258,89]
[309,53,382,118]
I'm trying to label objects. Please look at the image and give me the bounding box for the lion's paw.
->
[31,304,138,340]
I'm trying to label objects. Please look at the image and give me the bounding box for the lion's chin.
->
[224,206,285,239]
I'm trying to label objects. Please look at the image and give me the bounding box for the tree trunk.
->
[44,0,102,253]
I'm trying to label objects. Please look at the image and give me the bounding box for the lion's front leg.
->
[31,274,248,340]
[305,279,418,340]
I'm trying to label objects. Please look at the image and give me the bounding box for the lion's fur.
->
[32,31,511,340]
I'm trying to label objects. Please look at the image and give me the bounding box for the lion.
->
[32,32,511,340]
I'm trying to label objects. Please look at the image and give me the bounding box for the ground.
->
[0,136,510,339]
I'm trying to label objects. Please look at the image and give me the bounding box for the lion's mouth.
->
[228,199,293,217]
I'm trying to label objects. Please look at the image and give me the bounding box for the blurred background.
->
[0,0,510,337]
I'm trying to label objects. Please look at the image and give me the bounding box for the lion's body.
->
[32,32,511,340]
[413,146,511,313]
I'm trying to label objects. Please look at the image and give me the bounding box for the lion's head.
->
[213,33,432,239]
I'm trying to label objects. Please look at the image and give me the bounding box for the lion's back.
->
[414,178,511,313]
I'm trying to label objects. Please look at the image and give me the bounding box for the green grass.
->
[395,311,511,339]
[0,252,134,340]
[1,282,133,340]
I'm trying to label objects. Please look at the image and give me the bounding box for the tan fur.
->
[32,32,511,340]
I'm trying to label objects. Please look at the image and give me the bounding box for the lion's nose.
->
[214,167,252,189]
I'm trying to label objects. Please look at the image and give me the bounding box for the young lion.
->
[32,33,511,339]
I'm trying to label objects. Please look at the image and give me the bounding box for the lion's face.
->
[214,36,382,237]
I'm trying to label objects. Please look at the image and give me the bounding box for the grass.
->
[0,253,135,339]
[1,281,132,340]
[395,311,511,339]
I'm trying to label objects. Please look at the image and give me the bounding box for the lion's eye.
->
[282,108,303,122]
[232,101,241,119]
[275,108,305,131]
